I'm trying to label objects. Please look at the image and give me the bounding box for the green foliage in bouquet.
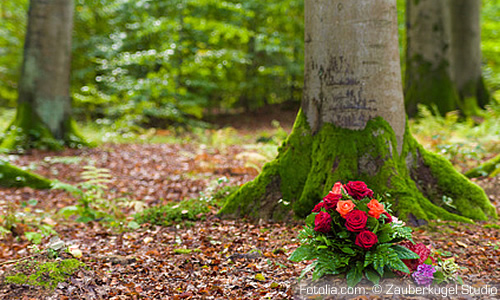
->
[289,181,420,287]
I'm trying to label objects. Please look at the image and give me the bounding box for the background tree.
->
[0,0,86,151]
[449,0,490,111]
[405,0,491,117]
[220,0,496,224]
[404,0,457,117]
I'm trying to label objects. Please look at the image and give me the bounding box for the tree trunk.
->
[404,0,459,117]
[405,0,490,117]
[0,0,87,151]
[219,0,496,224]
[450,0,490,112]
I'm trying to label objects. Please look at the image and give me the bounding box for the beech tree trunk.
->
[0,0,87,151]
[404,0,458,117]
[449,0,490,110]
[405,0,490,117]
[220,0,496,224]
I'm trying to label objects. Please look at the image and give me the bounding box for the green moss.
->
[0,161,51,189]
[483,224,500,230]
[405,55,459,117]
[219,110,313,220]
[465,154,500,178]
[0,102,91,151]
[220,111,496,223]
[4,259,85,289]
[459,76,491,111]
[417,148,496,220]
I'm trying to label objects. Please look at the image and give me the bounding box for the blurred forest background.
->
[0,0,498,128]
[1,0,498,176]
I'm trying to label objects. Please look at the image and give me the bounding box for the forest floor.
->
[0,106,499,299]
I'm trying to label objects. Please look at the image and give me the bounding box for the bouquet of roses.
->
[290,181,462,287]
[288,181,422,286]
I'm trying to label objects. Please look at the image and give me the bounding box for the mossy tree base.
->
[0,162,52,189]
[0,103,90,152]
[219,111,497,223]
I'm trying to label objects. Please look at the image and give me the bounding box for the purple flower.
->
[412,264,436,286]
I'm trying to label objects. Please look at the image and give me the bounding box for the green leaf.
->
[298,261,318,281]
[337,230,349,239]
[433,271,445,284]
[346,262,363,287]
[305,213,316,227]
[389,258,410,274]
[0,226,10,234]
[364,267,380,285]
[25,232,42,244]
[340,247,356,255]
[376,265,384,277]
[289,244,316,262]
[58,205,80,219]
[377,230,393,243]
[391,245,420,260]
[75,216,94,223]
[127,221,141,230]
[312,264,328,281]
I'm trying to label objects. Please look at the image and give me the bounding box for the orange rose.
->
[336,200,355,217]
[367,199,385,219]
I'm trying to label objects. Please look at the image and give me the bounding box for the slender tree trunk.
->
[404,0,459,117]
[405,0,490,117]
[0,0,87,151]
[450,0,490,111]
[220,0,496,224]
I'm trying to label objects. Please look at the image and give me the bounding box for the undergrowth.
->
[410,103,500,173]
[135,178,237,226]
[3,258,85,290]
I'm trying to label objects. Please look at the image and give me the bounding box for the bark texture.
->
[303,0,406,152]
[0,0,87,151]
[219,0,496,223]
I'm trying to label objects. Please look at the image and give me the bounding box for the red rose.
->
[314,211,332,233]
[345,210,368,232]
[323,192,342,211]
[344,181,374,200]
[312,202,324,212]
[382,212,392,224]
[355,230,378,249]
